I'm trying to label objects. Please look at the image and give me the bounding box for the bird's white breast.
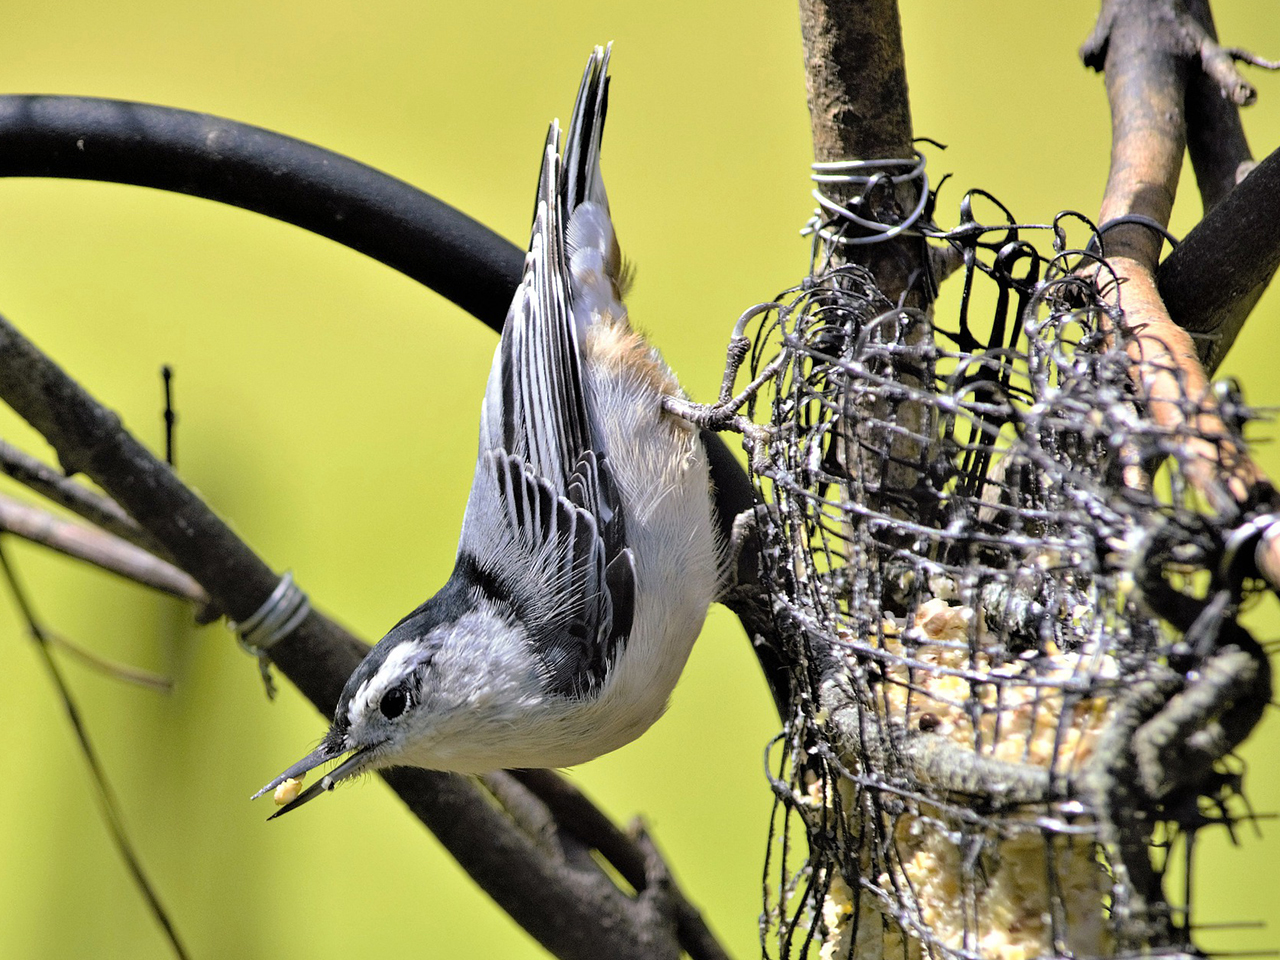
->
[537,320,719,763]
[396,320,719,773]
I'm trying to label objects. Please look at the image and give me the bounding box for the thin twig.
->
[44,627,173,692]
[0,439,166,556]
[161,365,176,469]
[0,491,206,602]
[0,540,191,960]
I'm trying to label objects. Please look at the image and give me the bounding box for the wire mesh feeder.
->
[710,201,1275,960]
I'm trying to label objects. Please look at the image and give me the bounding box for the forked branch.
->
[1084,0,1280,371]
[1084,0,1280,584]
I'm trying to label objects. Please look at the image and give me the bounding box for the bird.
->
[255,44,719,816]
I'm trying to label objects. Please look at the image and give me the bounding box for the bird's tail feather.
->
[560,44,627,332]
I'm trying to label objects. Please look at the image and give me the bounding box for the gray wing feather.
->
[462,46,633,697]
[480,129,587,489]
[462,451,628,696]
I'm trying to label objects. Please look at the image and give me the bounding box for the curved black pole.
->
[0,95,525,325]
[0,95,756,527]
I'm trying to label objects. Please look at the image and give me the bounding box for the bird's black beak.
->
[252,734,379,820]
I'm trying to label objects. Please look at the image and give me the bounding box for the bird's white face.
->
[327,612,519,777]
[252,609,459,814]
[336,637,437,768]
[255,602,551,815]
[346,608,554,773]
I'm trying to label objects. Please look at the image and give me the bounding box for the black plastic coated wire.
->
[0,95,525,328]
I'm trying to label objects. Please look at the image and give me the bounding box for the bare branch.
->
[480,771,592,864]
[1179,0,1257,209]
[1086,6,1187,266]
[0,438,169,554]
[0,491,206,602]
[795,0,933,551]
[1107,259,1264,510]
[1185,71,1252,214]
[797,0,913,168]
[796,0,926,304]
[1085,0,1280,373]
[1169,0,1280,372]
[1085,0,1280,586]
[382,766,680,960]
[513,769,732,960]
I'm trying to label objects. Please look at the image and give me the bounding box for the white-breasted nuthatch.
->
[255,45,719,815]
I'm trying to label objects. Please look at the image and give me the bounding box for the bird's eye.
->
[379,685,410,720]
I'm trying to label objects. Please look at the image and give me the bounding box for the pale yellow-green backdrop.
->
[0,3,1275,958]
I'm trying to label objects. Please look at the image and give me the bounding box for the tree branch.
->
[794,0,933,582]
[1084,2,1189,267]
[0,491,205,602]
[797,0,913,167]
[382,767,680,960]
[513,769,732,960]
[1182,0,1255,211]
[796,0,926,304]
[1159,145,1280,372]
[0,438,170,557]
[1084,1,1280,598]
[1085,0,1280,373]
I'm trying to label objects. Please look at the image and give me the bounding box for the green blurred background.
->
[0,2,1275,957]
